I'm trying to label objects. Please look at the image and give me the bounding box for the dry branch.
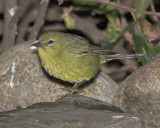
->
[29,0,50,40]
[1,0,30,53]
[1,0,17,53]
[16,8,37,44]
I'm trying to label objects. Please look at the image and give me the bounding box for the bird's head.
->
[31,31,69,57]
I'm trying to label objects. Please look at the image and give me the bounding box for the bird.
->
[31,31,144,89]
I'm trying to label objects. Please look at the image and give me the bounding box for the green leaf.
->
[73,0,115,15]
[73,0,100,12]
[73,0,98,6]
[133,22,160,65]
[101,13,120,49]
[134,0,152,19]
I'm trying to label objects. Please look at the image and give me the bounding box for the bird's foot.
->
[59,87,85,94]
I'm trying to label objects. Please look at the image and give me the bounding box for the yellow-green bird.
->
[31,31,143,88]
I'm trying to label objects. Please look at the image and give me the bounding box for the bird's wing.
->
[89,46,119,55]
[65,38,144,61]
[65,35,92,55]
[65,34,119,56]
[72,44,119,56]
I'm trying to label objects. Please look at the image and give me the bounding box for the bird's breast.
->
[38,48,101,83]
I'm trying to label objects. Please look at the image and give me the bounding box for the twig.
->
[150,3,159,23]
[1,0,30,53]
[0,20,3,36]
[0,0,4,14]
[1,0,17,53]
[16,8,37,44]
[8,0,31,27]
[86,0,160,17]
[29,0,50,40]
[58,0,64,5]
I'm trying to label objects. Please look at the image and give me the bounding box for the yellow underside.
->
[38,48,102,83]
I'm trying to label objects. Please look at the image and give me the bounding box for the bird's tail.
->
[104,53,144,61]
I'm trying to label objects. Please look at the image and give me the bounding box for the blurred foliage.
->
[140,19,160,44]
[73,0,115,14]
[64,15,76,29]
[102,12,122,49]
[105,13,118,41]
[73,0,121,49]
[133,0,152,19]
[68,0,158,65]
[133,22,160,65]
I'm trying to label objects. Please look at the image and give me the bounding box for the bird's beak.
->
[31,40,43,48]
[30,40,44,50]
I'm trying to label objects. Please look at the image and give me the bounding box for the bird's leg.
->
[62,81,86,94]
[60,81,86,94]
[72,80,86,89]
[72,83,80,89]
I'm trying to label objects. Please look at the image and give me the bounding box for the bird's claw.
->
[59,87,85,94]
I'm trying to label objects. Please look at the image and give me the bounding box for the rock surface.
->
[0,94,141,128]
[113,54,160,127]
[0,41,119,112]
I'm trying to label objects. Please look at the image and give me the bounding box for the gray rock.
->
[0,94,141,128]
[0,41,119,112]
[113,54,160,127]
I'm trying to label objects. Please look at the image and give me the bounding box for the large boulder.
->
[0,41,119,112]
[113,54,160,127]
[0,94,141,128]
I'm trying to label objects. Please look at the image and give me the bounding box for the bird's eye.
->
[48,40,54,44]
